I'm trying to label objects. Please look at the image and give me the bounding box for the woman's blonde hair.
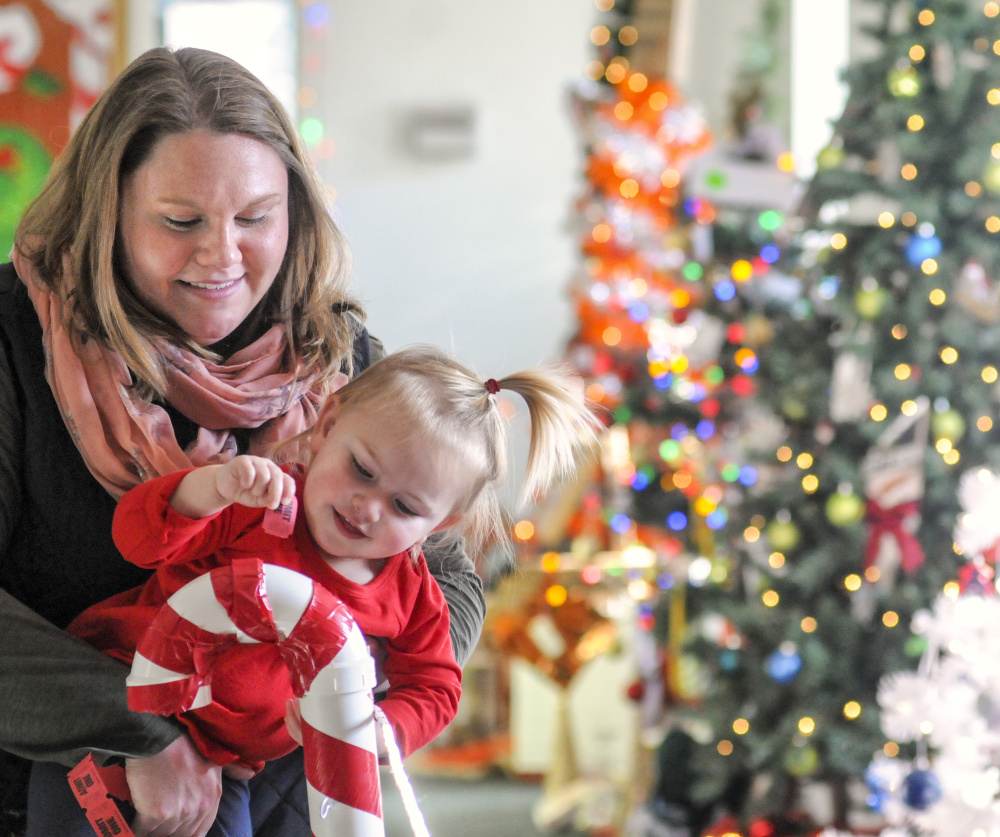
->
[290,345,603,558]
[15,46,360,397]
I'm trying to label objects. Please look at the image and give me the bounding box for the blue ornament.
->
[766,646,802,683]
[864,760,895,812]
[904,233,942,266]
[864,762,890,792]
[902,769,943,810]
[718,649,740,671]
[865,789,890,814]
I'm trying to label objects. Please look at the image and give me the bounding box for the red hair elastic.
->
[485,379,500,394]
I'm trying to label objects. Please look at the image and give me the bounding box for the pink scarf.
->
[13,249,322,499]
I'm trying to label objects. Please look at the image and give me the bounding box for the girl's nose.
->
[351,492,380,524]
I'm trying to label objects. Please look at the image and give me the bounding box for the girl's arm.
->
[112,457,295,569]
[376,564,463,757]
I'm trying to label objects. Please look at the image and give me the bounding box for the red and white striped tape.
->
[126,557,384,837]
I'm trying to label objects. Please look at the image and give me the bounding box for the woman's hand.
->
[125,735,223,837]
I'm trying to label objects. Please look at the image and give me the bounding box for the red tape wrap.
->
[302,718,381,818]
[129,605,239,715]
[278,584,355,697]
[212,558,281,643]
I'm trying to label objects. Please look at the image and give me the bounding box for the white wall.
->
[317,1,596,380]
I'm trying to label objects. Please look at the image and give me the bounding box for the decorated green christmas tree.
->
[679,1,1000,831]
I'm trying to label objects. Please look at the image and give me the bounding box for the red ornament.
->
[625,680,645,702]
[593,351,614,375]
[730,375,755,397]
[701,398,721,418]
[726,322,746,343]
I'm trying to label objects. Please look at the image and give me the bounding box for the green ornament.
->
[826,490,865,527]
[905,635,929,657]
[855,286,888,319]
[815,144,845,170]
[784,743,819,777]
[888,65,920,98]
[766,519,800,552]
[675,654,709,702]
[932,408,965,442]
[781,396,807,421]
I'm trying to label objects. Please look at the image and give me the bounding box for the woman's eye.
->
[237,215,267,226]
[351,457,373,480]
[165,217,199,230]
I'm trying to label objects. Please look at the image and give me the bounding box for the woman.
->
[0,46,485,837]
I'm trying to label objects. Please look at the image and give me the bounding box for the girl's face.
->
[118,129,290,346]
[303,398,473,563]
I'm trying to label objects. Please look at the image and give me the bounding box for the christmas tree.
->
[680,0,1000,830]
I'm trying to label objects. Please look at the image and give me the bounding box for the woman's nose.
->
[196,222,241,269]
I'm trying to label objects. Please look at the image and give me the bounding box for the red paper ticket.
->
[263,496,298,537]
[68,754,134,837]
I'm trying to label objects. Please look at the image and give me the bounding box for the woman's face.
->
[118,129,290,346]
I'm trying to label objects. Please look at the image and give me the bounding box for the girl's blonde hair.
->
[15,46,360,398]
[295,345,603,558]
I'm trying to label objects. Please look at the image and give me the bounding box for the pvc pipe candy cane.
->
[126,556,385,837]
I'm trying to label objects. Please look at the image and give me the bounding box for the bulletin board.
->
[0,0,120,257]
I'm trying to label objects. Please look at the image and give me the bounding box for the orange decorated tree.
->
[491,45,780,837]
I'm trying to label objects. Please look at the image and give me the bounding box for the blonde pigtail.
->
[490,366,604,509]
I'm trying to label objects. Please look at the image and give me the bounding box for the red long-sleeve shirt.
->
[69,467,461,773]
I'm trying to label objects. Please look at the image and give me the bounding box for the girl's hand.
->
[215,455,295,510]
[125,734,222,837]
